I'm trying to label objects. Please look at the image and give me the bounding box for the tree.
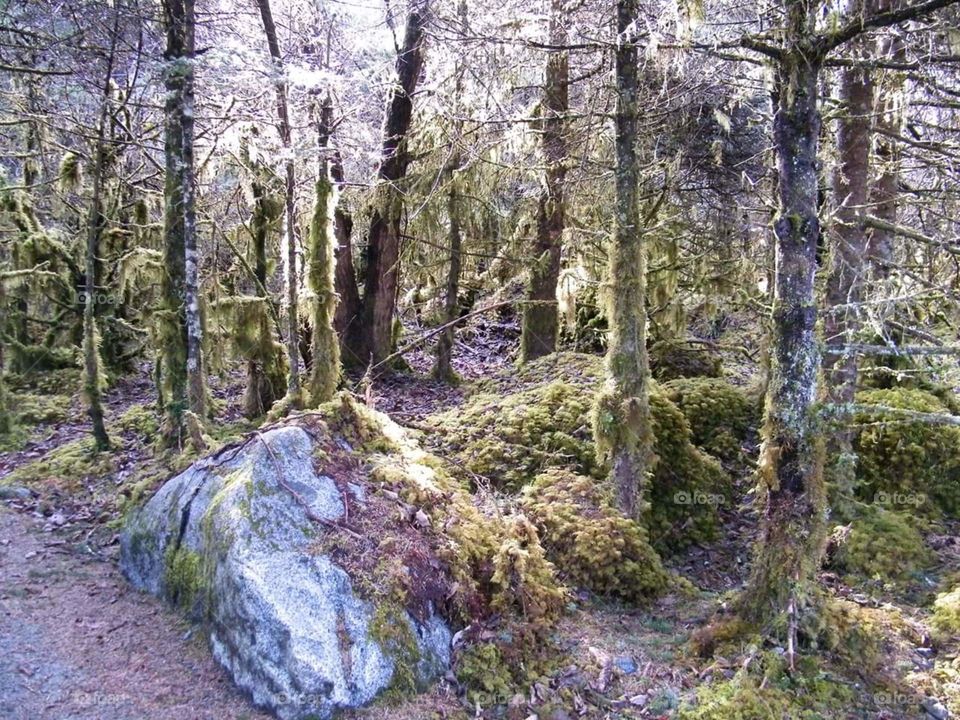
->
[737,0,960,641]
[306,94,341,405]
[159,0,206,449]
[519,0,569,363]
[341,1,430,367]
[592,0,654,519]
[80,0,123,451]
[255,0,303,409]
[433,0,469,382]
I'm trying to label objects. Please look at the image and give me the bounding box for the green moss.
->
[679,653,856,719]
[519,469,669,602]
[854,388,960,518]
[431,355,731,551]
[11,393,73,425]
[931,585,960,642]
[163,545,205,612]
[5,437,115,488]
[678,676,796,719]
[111,403,161,441]
[367,558,422,700]
[455,642,514,705]
[828,506,933,586]
[650,340,722,381]
[662,377,759,464]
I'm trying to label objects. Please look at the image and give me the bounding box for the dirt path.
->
[0,507,270,720]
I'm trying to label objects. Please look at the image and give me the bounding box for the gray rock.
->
[0,485,34,501]
[121,426,451,720]
[923,697,950,720]
[614,655,638,674]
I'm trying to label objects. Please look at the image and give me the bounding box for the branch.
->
[820,0,960,54]
[863,215,960,256]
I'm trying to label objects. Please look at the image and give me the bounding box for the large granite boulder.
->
[121,424,451,720]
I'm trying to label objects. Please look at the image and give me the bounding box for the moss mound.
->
[931,585,960,642]
[854,387,960,518]
[678,676,798,720]
[3,436,116,490]
[519,469,669,602]
[662,377,758,464]
[431,354,731,551]
[11,393,74,425]
[828,507,933,586]
[650,340,722,381]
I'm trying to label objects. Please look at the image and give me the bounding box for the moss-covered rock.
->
[662,377,759,464]
[649,340,722,381]
[827,507,933,586]
[854,388,960,518]
[431,354,731,551]
[519,469,669,602]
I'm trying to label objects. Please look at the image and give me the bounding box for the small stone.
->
[346,482,365,502]
[614,656,638,674]
[628,694,648,707]
[922,697,949,720]
[0,485,34,501]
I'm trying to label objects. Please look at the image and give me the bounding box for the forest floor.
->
[1,311,958,719]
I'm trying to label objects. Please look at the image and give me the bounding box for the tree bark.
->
[160,0,204,448]
[81,0,122,452]
[433,0,467,382]
[868,0,905,279]
[593,0,654,519]
[306,94,341,405]
[823,41,873,507]
[342,2,429,367]
[255,0,302,407]
[520,0,568,363]
[740,10,828,629]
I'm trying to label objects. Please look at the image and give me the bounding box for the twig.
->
[253,431,363,540]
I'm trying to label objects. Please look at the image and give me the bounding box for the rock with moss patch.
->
[121,425,451,720]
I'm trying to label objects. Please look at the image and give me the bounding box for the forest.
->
[1,0,960,717]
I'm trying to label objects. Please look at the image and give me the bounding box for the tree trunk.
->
[306,94,341,405]
[160,0,204,448]
[256,0,302,407]
[433,0,467,382]
[823,49,873,508]
[343,2,429,367]
[520,0,568,363]
[739,41,827,628]
[81,1,121,452]
[592,0,654,519]
[868,2,904,279]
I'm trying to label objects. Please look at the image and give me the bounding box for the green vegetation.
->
[854,387,960,518]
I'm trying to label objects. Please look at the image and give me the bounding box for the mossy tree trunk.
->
[739,32,828,632]
[520,0,568,363]
[81,0,123,452]
[242,157,286,419]
[306,94,341,405]
[341,2,429,367]
[592,0,654,519]
[823,28,873,508]
[433,0,467,383]
[256,0,302,408]
[160,0,205,448]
